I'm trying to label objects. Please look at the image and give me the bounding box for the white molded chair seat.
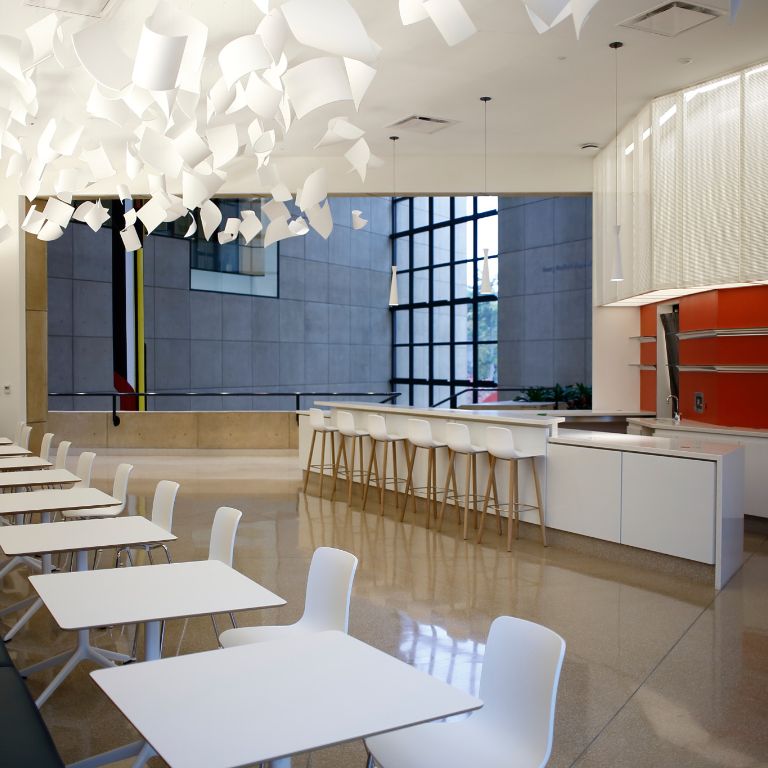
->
[366,616,566,768]
[406,418,445,449]
[445,422,484,455]
[39,433,54,463]
[61,463,133,519]
[368,414,403,443]
[309,407,339,433]
[74,452,96,488]
[219,546,358,648]
[485,426,543,460]
[337,410,368,438]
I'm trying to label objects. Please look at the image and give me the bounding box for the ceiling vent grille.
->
[389,115,457,134]
[23,0,114,18]
[620,2,722,37]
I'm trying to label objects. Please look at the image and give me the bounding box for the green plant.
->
[563,383,592,410]
[521,386,554,402]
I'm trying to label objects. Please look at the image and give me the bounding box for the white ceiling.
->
[10,0,768,193]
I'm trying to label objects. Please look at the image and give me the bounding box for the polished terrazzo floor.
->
[2,449,767,767]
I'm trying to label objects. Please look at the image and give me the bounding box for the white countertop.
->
[628,417,768,440]
[550,430,743,460]
[313,401,564,428]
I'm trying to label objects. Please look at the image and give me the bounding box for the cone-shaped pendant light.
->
[478,96,495,295]
[388,135,400,306]
[610,41,625,283]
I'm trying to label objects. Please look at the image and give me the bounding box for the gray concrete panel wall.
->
[47,197,393,411]
[497,195,592,394]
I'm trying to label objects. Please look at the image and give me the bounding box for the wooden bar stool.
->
[332,411,369,506]
[303,408,339,497]
[438,422,488,540]
[477,426,547,550]
[362,414,406,513]
[402,419,447,529]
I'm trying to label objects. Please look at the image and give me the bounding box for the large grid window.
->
[391,196,498,407]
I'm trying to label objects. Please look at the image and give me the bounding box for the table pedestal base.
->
[21,628,133,708]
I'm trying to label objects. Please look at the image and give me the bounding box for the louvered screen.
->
[632,106,653,295]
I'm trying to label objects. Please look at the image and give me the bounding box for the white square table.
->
[0,456,52,472]
[0,468,79,490]
[91,630,482,768]
[33,559,286,767]
[0,436,13,445]
[2,517,177,703]
[0,444,32,457]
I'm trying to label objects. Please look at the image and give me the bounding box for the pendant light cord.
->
[389,135,399,199]
[610,42,623,225]
[481,96,491,195]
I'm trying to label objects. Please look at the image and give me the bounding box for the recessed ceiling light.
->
[580,142,600,150]
[678,57,694,64]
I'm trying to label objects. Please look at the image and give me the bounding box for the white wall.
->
[591,306,640,412]
[0,185,26,437]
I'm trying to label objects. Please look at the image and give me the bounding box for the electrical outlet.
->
[2,385,10,395]
[694,392,705,413]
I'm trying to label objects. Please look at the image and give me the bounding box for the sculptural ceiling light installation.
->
[0,0,743,250]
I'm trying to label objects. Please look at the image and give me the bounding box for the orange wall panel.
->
[679,338,717,365]
[679,290,718,332]
[717,285,768,329]
[679,372,718,424]
[640,341,656,366]
[640,370,656,412]
[716,337,768,366]
[714,374,768,429]
[640,305,657,338]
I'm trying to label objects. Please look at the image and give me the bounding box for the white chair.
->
[54,440,71,470]
[208,506,243,642]
[365,616,566,768]
[20,425,32,450]
[39,432,54,463]
[14,421,25,444]
[331,411,369,506]
[438,422,488,539]
[402,419,447,528]
[362,414,407,514]
[62,462,133,520]
[219,546,358,647]
[303,408,339,497]
[118,479,179,566]
[74,452,96,488]
[478,426,547,549]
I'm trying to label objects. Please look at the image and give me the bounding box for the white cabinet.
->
[621,452,715,563]
[546,444,622,542]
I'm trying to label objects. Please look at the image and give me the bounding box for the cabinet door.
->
[546,444,622,542]
[621,452,715,563]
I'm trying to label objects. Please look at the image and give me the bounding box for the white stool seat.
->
[488,446,542,461]
[363,415,406,512]
[304,409,340,497]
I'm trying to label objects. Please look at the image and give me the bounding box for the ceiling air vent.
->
[23,0,115,17]
[620,2,722,37]
[389,115,457,135]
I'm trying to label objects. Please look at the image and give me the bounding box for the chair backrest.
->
[74,452,96,488]
[19,425,33,450]
[39,433,54,462]
[485,426,515,458]
[336,410,357,436]
[208,506,243,566]
[151,480,180,532]
[477,616,565,765]
[54,440,71,469]
[110,463,134,513]
[445,422,473,453]
[300,547,358,633]
[367,414,389,441]
[15,421,25,444]
[309,408,327,429]
[407,418,433,447]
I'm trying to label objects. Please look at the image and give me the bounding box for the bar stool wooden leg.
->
[425,448,434,529]
[507,459,519,551]
[362,438,377,510]
[462,453,471,540]
[303,430,317,492]
[332,436,347,501]
[380,439,389,513]
[371,442,381,507]
[392,441,400,511]
[319,431,327,496]
[491,460,501,535]
[358,436,365,504]
[471,453,479,531]
[347,437,356,506]
[531,456,547,546]
[477,454,495,543]
[403,445,418,520]
[438,449,455,531]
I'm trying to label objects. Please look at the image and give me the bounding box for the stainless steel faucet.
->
[666,394,680,424]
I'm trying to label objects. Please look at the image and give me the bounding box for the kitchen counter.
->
[627,417,768,440]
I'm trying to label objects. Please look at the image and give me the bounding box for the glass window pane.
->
[412,385,429,408]
[477,196,498,214]
[454,196,473,219]
[477,301,497,342]
[396,270,410,304]
[413,308,429,343]
[455,388,476,407]
[477,214,498,259]
[434,345,451,379]
[477,343,497,383]
[413,197,430,229]
[395,199,409,232]
[433,197,451,223]
[476,254,498,296]
[454,304,471,343]
[394,310,409,342]
[412,269,429,303]
[454,344,473,381]
[413,231,429,268]
[434,265,452,301]
[395,237,410,268]
[431,385,450,407]
[413,346,429,378]
[432,306,450,343]
[395,346,410,378]
[454,221,473,263]
[433,226,451,265]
